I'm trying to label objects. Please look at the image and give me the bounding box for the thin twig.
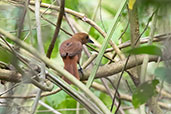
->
[33,1,55,112]
[56,0,76,34]
[110,9,158,112]
[40,14,73,36]
[31,88,42,114]
[110,55,130,112]
[90,82,171,110]
[38,100,61,114]
[0,88,61,99]
[40,0,57,16]
[0,83,20,96]
[140,10,157,83]
[46,0,65,58]
[33,0,48,112]
[118,21,129,40]
[125,80,133,93]
[101,78,125,114]
[17,0,30,39]
[82,53,97,69]
[134,10,157,46]
[105,77,121,113]
[35,0,45,55]
[64,14,76,34]
[86,44,115,62]
[105,33,170,53]
[109,21,129,63]
[99,0,107,33]
[88,0,101,32]
[26,0,35,44]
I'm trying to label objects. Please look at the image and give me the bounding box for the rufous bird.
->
[59,32,93,84]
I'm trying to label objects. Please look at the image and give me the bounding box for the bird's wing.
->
[59,39,82,58]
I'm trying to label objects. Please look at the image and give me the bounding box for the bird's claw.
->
[78,68,84,76]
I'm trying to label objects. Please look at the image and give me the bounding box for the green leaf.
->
[42,0,52,4]
[65,0,79,11]
[99,92,112,106]
[45,90,67,108]
[132,79,159,108]
[37,106,53,114]
[57,97,77,114]
[99,92,115,113]
[45,90,77,114]
[0,47,13,64]
[102,4,116,15]
[86,0,127,88]
[127,45,162,56]
[154,67,171,84]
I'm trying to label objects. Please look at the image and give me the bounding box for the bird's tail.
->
[62,56,80,84]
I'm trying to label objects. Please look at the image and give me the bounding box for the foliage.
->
[132,79,159,108]
[0,0,171,114]
[154,67,171,84]
[126,45,162,56]
[0,47,13,64]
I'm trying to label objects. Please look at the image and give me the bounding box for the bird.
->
[59,32,93,84]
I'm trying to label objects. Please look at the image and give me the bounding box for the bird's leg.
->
[78,63,84,76]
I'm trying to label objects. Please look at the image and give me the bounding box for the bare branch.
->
[82,55,159,80]
[35,0,45,55]
[38,100,61,114]
[46,0,65,58]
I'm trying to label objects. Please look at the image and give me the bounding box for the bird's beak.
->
[88,39,94,43]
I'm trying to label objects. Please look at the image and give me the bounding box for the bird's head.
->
[73,32,94,44]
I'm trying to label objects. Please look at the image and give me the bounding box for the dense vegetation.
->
[0,0,171,114]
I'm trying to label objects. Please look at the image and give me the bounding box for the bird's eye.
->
[86,35,89,39]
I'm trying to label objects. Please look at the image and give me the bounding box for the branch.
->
[16,0,29,39]
[105,33,170,53]
[82,55,159,80]
[1,61,171,100]
[0,88,61,99]
[35,0,45,55]
[38,100,61,114]
[0,68,21,83]
[46,0,65,58]
[28,6,73,36]
[32,0,47,113]
[91,82,171,110]
[86,0,127,88]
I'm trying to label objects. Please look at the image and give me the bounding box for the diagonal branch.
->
[46,0,65,58]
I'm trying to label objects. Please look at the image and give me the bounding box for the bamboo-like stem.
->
[86,0,127,88]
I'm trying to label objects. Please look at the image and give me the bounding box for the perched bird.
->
[59,32,93,84]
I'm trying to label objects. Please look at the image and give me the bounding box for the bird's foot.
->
[78,67,84,77]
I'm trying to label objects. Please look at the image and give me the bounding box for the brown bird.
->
[59,32,93,84]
